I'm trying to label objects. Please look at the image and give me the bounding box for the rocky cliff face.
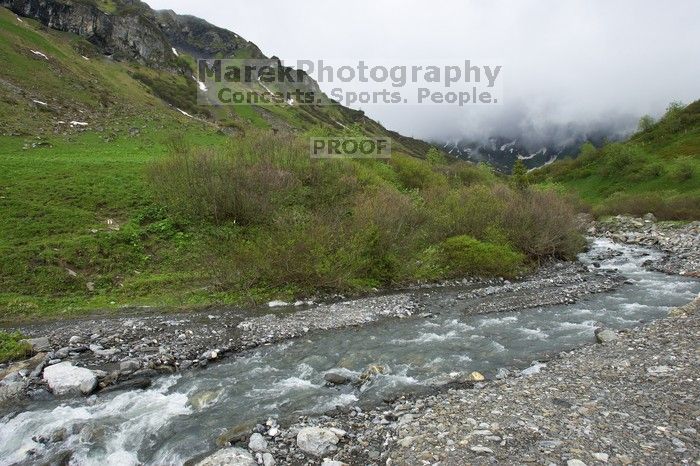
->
[1,0,174,64]
[155,10,264,60]
[2,0,269,66]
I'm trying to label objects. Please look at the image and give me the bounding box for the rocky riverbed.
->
[255,294,700,466]
[0,257,622,407]
[590,214,700,277]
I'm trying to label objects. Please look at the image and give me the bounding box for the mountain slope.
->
[0,0,432,155]
[532,101,700,219]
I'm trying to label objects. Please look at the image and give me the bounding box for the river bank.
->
[590,214,700,277]
[269,293,700,465]
[0,216,698,465]
[0,259,621,405]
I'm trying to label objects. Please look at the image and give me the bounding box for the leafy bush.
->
[498,187,587,261]
[391,154,446,190]
[149,131,585,296]
[416,235,524,279]
[149,133,306,225]
[670,159,695,182]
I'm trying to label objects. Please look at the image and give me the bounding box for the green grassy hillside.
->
[0,6,585,322]
[532,101,700,219]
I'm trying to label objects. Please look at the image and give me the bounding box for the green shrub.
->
[670,160,695,182]
[391,154,446,190]
[498,186,586,261]
[416,235,524,279]
[149,130,586,298]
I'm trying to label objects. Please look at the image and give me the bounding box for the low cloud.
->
[146,0,700,143]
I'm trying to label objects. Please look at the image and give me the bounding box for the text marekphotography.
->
[197,59,503,107]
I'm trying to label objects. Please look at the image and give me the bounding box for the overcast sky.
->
[146,0,700,142]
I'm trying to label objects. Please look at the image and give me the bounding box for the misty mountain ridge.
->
[438,120,636,173]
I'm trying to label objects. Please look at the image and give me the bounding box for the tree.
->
[579,141,597,159]
[426,147,445,165]
[512,159,529,189]
[637,114,655,133]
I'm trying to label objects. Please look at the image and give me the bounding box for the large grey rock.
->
[195,447,256,466]
[248,432,267,452]
[0,382,25,407]
[323,371,350,385]
[119,360,140,372]
[595,328,618,343]
[21,336,51,352]
[43,362,97,396]
[296,427,340,457]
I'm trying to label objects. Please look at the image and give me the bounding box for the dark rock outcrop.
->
[155,10,264,60]
[1,0,174,64]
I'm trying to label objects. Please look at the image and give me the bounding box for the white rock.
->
[267,300,289,308]
[328,427,347,437]
[647,365,672,376]
[30,49,49,60]
[521,362,546,376]
[43,362,97,396]
[567,460,587,466]
[195,447,256,466]
[296,427,339,457]
[593,452,609,462]
[262,452,276,466]
[248,432,267,452]
[321,460,347,466]
[470,445,493,454]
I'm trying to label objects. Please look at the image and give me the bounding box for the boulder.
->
[195,447,256,466]
[296,427,340,457]
[68,335,83,345]
[495,368,511,380]
[21,337,51,352]
[43,362,97,396]
[324,371,350,385]
[467,371,485,381]
[119,360,140,372]
[595,328,617,343]
[217,422,255,447]
[248,432,267,452]
[0,382,25,408]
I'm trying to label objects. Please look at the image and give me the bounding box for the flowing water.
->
[1,239,698,465]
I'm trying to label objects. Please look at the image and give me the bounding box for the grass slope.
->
[533,101,700,219]
[0,6,584,322]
